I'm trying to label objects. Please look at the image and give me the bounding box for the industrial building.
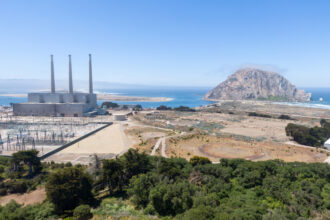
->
[13,54,98,117]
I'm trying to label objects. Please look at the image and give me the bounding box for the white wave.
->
[274,102,330,110]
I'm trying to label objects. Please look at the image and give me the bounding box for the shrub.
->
[285,122,330,147]
[101,102,119,109]
[278,114,294,120]
[189,156,211,166]
[248,112,271,118]
[0,188,7,196]
[7,180,28,194]
[46,167,93,213]
[156,105,172,110]
[73,204,92,220]
[174,106,195,112]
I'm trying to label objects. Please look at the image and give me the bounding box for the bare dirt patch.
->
[0,187,46,206]
[166,134,328,163]
[221,117,289,141]
[125,126,170,154]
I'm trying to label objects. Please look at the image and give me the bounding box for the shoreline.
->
[204,99,330,110]
[0,93,173,102]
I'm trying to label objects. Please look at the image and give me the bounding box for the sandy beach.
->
[97,93,173,102]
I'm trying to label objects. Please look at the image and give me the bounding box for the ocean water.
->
[0,87,329,109]
[0,88,214,108]
[277,88,330,110]
[96,88,215,108]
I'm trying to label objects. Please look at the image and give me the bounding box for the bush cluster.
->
[99,151,330,219]
[0,149,329,219]
[156,105,195,112]
[286,120,330,147]
[248,112,272,118]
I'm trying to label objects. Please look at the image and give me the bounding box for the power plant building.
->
[13,54,98,117]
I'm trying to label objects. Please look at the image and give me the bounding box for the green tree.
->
[120,149,151,186]
[46,167,93,213]
[149,181,195,216]
[73,204,92,220]
[127,173,158,208]
[189,156,211,166]
[12,150,42,177]
[177,205,215,220]
[321,183,330,209]
[101,159,124,194]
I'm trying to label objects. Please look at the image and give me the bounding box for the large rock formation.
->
[204,68,311,102]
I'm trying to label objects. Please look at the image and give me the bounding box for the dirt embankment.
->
[0,187,46,206]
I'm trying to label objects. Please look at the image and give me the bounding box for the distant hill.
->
[204,68,311,102]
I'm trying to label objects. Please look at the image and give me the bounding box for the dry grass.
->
[166,134,328,163]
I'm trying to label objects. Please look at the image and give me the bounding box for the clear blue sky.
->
[0,0,329,87]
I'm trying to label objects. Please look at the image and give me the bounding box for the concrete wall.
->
[13,103,95,117]
[28,92,97,107]
[14,92,98,117]
[13,103,56,116]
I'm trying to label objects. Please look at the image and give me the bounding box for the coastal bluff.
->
[204,68,311,102]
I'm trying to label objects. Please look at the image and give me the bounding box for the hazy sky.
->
[0,0,329,87]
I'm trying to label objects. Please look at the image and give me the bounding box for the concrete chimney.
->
[89,54,93,94]
[50,55,55,93]
[68,55,73,93]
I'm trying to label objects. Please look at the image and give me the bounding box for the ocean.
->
[0,87,329,109]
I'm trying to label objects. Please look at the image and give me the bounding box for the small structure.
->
[13,54,98,117]
[324,139,330,150]
[113,114,127,121]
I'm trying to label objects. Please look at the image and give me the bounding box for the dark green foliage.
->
[123,154,330,218]
[0,151,328,219]
[173,106,196,112]
[127,173,159,208]
[133,104,143,111]
[248,112,272,118]
[46,166,93,213]
[5,179,28,194]
[156,105,172,110]
[0,200,57,220]
[278,114,294,120]
[73,204,92,220]
[101,149,152,194]
[101,159,124,193]
[149,181,195,216]
[11,150,42,177]
[101,101,119,109]
[285,120,330,147]
[177,205,215,220]
[156,157,191,180]
[189,156,211,166]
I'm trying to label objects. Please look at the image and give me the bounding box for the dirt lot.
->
[130,103,330,163]
[0,187,46,206]
[44,123,132,164]
[125,126,173,154]
[166,134,328,163]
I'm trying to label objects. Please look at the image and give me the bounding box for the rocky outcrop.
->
[204,68,311,102]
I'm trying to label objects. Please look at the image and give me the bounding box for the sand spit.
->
[0,93,173,102]
[97,94,173,102]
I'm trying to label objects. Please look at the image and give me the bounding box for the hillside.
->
[204,68,311,102]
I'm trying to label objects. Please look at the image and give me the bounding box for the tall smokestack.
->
[50,55,55,93]
[68,55,73,93]
[89,54,93,94]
